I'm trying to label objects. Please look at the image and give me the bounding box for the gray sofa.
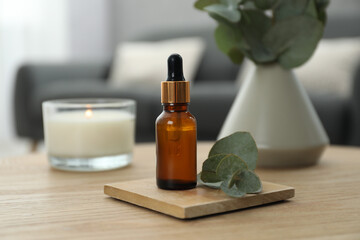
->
[13,29,360,146]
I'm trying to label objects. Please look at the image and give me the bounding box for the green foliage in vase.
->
[194,0,330,69]
[198,132,262,198]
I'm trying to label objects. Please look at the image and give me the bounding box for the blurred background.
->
[0,0,359,157]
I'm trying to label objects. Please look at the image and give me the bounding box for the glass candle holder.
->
[42,99,136,172]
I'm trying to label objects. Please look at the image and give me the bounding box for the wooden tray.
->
[104,178,294,219]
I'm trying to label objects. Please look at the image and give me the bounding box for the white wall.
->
[0,0,69,141]
[65,0,215,60]
[112,0,214,44]
[68,0,113,60]
[0,0,111,141]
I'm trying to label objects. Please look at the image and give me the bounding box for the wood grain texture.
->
[1,143,360,239]
[104,179,295,219]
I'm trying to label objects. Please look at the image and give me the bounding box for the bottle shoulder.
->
[186,111,196,121]
[156,111,196,128]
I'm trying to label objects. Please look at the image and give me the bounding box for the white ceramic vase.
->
[218,64,329,167]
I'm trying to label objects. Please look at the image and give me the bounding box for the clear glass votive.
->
[42,99,136,172]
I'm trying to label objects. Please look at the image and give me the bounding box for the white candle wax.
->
[44,110,135,158]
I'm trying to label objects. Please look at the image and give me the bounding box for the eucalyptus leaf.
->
[239,9,275,63]
[274,0,309,20]
[274,0,319,19]
[254,0,277,10]
[197,173,222,188]
[204,0,242,23]
[235,170,262,193]
[220,178,246,197]
[315,0,329,24]
[228,169,242,188]
[315,0,329,11]
[304,0,318,19]
[214,21,247,64]
[203,154,228,171]
[209,132,258,170]
[201,170,222,183]
[317,9,327,25]
[216,154,248,179]
[198,132,262,198]
[242,0,256,9]
[228,47,244,64]
[208,13,233,27]
[201,154,228,182]
[264,15,323,66]
[263,17,300,55]
[194,0,221,10]
[214,23,247,55]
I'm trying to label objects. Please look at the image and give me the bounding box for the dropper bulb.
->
[167,54,185,81]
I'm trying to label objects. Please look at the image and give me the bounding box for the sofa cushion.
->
[109,37,205,86]
[296,37,360,98]
[132,29,241,83]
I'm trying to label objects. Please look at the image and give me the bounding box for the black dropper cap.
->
[167,54,185,81]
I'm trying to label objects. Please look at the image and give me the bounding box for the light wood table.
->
[1,143,360,240]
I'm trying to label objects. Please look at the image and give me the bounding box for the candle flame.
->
[85,108,93,119]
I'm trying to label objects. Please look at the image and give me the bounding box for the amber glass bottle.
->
[156,54,197,190]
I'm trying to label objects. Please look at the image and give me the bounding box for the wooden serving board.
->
[104,178,294,219]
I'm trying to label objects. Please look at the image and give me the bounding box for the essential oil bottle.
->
[156,54,197,190]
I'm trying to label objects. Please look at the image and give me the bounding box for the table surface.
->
[1,143,360,240]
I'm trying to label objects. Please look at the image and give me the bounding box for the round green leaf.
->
[201,170,222,183]
[304,0,318,19]
[203,154,228,172]
[278,18,323,68]
[235,170,262,193]
[216,154,248,179]
[315,0,330,11]
[228,168,242,188]
[228,47,244,64]
[197,173,222,188]
[274,0,309,20]
[221,177,246,197]
[204,0,242,23]
[242,0,256,9]
[209,132,258,170]
[239,9,276,63]
[274,0,320,21]
[214,23,247,54]
[254,0,277,10]
[264,15,323,68]
[317,10,327,25]
[215,24,238,53]
[315,0,329,24]
[201,154,228,183]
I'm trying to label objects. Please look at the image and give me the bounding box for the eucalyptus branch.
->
[198,132,262,198]
[194,0,329,69]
